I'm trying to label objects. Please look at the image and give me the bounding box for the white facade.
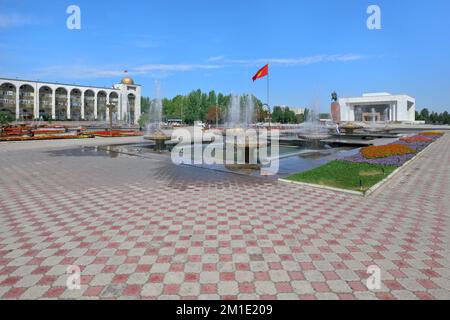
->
[339,93,416,123]
[0,77,141,124]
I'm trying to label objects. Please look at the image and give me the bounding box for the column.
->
[67,92,71,120]
[393,103,397,122]
[106,95,110,122]
[94,92,98,120]
[135,95,141,124]
[117,93,123,121]
[34,84,39,119]
[15,87,20,120]
[81,91,85,120]
[52,90,56,120]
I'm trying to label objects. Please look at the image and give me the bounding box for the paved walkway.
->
[0,135,449,300]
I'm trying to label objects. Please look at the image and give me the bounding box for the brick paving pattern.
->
[0,134,449,300]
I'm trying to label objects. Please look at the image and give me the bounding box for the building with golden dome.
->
[121,77,135,85]
[0,76,142,123]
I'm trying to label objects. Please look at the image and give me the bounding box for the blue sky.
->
[1,0,450,112]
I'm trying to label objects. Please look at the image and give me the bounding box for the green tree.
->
[442,111,450,125]
[420,108,430,123]
[200,92,209,121]
[271,106,283,123]
[141,97,151,114]
[143,89,269,125]
[415,111,421,121]
[205,106,222,125]
[0,112,15,136]
[303,108,310,122]
[183,90,201,124]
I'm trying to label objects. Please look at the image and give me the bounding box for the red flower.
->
[361,144,416,159]
[400,136,432,143]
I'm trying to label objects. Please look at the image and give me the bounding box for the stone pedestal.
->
[331,102,341,123]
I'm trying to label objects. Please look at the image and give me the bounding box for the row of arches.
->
[0,82,135,121]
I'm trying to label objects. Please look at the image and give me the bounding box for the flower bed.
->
[32,130,66,135]
[395,140,430,152]
[342,132,443,167]
[284,131,445,194]
[4,127,66,136]
[400,136,432,143]
[0,134,93,142]
[342,152,415,167]
[361,144,416,159]
[421,131,444,137]
[89,130,143,137]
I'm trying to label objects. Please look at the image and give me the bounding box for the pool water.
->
[95,142,359,178]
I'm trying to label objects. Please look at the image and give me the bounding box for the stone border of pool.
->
[278,135,442,197]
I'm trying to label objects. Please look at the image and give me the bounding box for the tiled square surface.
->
[0,135,449,299]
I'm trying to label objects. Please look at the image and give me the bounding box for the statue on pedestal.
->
[331,91,338,102]
[330,91,341,123]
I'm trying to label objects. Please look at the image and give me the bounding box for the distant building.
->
[279,106,306,115]
[0,76,141,123]
[339,93,416,122]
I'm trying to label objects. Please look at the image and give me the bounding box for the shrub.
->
[89,130,142,137]
[0,112,15,136]
[361,144,416,159]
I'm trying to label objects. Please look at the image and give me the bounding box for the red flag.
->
[252,64,269,81]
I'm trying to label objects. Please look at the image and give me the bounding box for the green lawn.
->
[286,160,397,193]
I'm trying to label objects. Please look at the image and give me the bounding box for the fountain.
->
[298,103,330,147]
[371,108,377,129]
[143,81,170,151]
[225,94,255,130]
[340,122,364,134]
[363,107,393,134]
[224,94,265,169]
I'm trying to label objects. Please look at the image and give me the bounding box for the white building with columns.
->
[338,93,416,123]
[0,76,141,124]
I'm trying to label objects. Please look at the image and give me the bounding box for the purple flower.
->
[395,140,430,152]
[341,152,415,167]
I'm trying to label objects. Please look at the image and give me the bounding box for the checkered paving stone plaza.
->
[0,134,449,300]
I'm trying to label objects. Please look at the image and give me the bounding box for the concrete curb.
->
[278,178,364,196]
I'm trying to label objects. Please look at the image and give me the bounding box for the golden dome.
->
[121,77,134,85]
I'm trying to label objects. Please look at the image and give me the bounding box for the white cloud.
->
[134,64,221,73]
[224,54,366,66]
[128,40,160,49]
[207,55,225,62]
[0,13,41,28]
[34,63,223,80]
[31,54,367,80]
[34,65,124,79]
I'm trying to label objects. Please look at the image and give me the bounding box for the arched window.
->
[70,88,82,120]
[127,93,136,124]
[84,90,95,121]
[55,88,68,120]
[19,84,35,120]
[39,86,53,120]
[97,91,107,121]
